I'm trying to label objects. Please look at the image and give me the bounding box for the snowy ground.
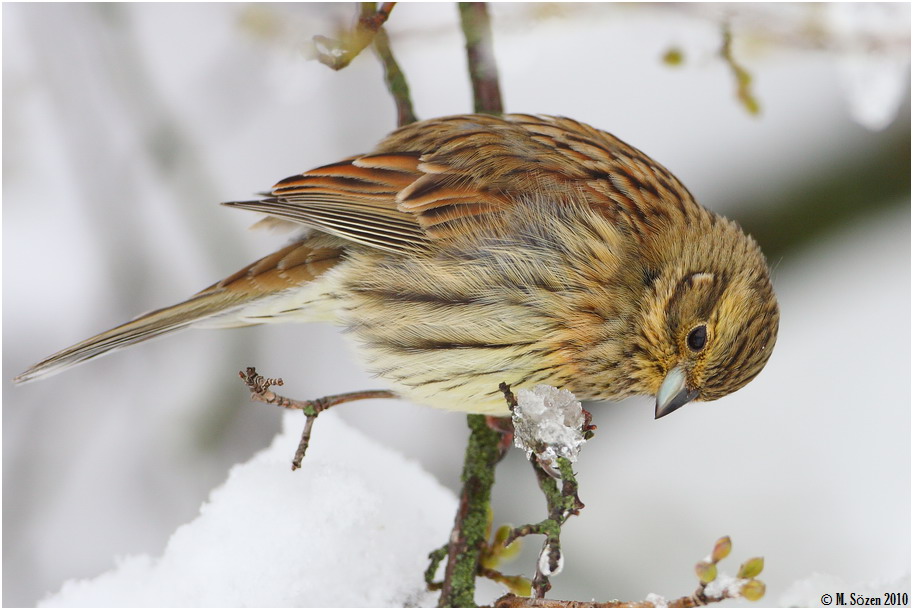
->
[40,412,455,607]
[3,4,909,607]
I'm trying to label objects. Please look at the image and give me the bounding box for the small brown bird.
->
[15,114,779,418]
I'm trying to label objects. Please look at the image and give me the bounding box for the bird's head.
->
[629,218,780,418]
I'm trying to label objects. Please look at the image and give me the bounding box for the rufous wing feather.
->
[223,115,697,251]
[223,154,430,253]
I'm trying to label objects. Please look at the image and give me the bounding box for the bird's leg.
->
[238,367,396,470]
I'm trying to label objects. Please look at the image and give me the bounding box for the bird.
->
[14,113,779,419]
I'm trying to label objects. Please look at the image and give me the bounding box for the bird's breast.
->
[334,247,587,413]
[332,222,640,413]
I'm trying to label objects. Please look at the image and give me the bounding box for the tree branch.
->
[720,24,760,115]
[458,2,503,115]
[238,367,395,470]
[372,23,417,126]
[313,2,397,71]
[494,585,746,608]
[437,414,510,607]
[499,383,589,598]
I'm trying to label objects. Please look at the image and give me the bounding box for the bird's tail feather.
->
[14,239,345,384]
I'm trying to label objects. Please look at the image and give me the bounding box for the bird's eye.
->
[687,325,707,351]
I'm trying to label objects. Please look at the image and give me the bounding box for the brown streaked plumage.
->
[14,114,779,417]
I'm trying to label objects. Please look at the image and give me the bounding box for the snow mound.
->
[40,411,457,607]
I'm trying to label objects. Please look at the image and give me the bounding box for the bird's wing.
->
[224,114,695,253]
[224,154,432,253]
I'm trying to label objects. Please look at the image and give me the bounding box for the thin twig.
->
[425,543,450,591]
[458,2,503,115]
[498,383,588,598]
[314,2,415,126]
[479,566,532,598]
[494,535,766,607]
[502,457,583,598]
[372,24,417,126]
[313,2,397,70]
[720,24,760,115]
[238,367,395,469]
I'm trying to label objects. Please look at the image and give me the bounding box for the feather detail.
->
[224,152,428,253]
[223,114,701,254]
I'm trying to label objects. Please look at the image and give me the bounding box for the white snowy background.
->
[3,3,910,607]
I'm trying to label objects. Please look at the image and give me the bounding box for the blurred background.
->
[3,3,910,606]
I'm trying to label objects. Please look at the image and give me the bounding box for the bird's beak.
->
[655,365,699,419]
